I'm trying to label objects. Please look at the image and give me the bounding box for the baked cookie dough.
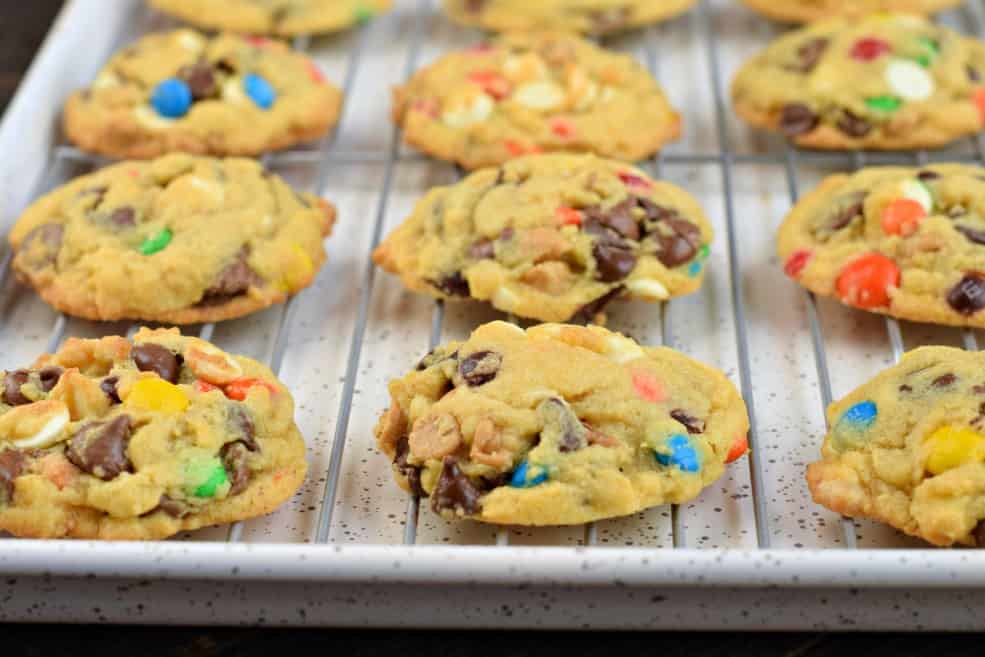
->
[64,29,342,159]
[0,328,307,540]
[807,346,985,546]
[373,154,713,323]
[739,0,964,23]
[393,31,681,169]
[148,0,392,36]
[374,321,749,526]
[778,164,985,327]
[442,0,695,34]
[10,154,334,324]
[731,13,985,150]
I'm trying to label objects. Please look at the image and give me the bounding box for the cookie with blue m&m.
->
[739,0,963,24]
[807,346,985,546]
[0,328,306,539]
[374,321,749,525]
[64,29,341,159]
[731,14,985,150]
[149,0,391,36]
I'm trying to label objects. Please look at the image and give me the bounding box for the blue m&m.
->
[831,400,877,451]
[655,434,700,473]
[243,73,276,109]
[150,78,192,118]
[510,460,548,488]
[842,400,877,428]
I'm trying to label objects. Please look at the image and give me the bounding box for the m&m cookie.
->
[149,0,391,36]
[739,0,963,24]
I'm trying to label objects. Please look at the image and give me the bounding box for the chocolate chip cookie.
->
[373,154,712,324]
[63,29,342,159]
[9,153,334,324]
[0,328,306,539]
[149,0,391,36]
[807,346,985,546]
[778,164,985,327]
[443,0,696,34]
[740,0,964,23]
[731,14,985,150]
[374,321,749,526]
[393,31,681,170]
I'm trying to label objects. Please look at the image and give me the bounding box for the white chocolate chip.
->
[603,335,645,363]
[92,71,121,90]
[221,77,249,105]
[511,81,565,111]
[175,30,206,52]
[503,54,548,83]
[189,176,226,202]
[900,179,934,213]
[626,278,670,301]
[885,60,934,101]
[134,105,176,130]
[0,401,71,450]
[441,92,494,128]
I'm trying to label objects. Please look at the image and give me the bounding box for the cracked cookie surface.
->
[373,154,712,323]
[64,29,342,159]
[393,32,680,170]
[808,346,985,547]
[9,153,334,324]
[442,0,695,34]
[778,164,985,327]
[374,321,749,526]
[731,14,985,150]
[0,328,306,540]
[149,0,392,36]
[740,0,963,23]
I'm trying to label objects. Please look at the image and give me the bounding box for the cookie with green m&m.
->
[149,0,391,36]
[9,154,334,323]
[777,164,985,327]
[374,321,749,525]
[0,327,306,539]
[807,346,985,546]
[731,13,985,150]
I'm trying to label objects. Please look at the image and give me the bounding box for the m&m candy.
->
[924,426,985,475]
[510,460,548,487]
[150,78,192,118]
[243,73,276,110]
[835,253,900,309]
[655,434,700,473]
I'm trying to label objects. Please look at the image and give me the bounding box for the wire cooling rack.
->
[3,0,985,629]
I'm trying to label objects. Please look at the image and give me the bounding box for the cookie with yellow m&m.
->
[731,13,985,150]
[374,320,749,526]
[808,346,985,546]
[9,153,334,323]
[0,328,306,539]
[149,0,392,36]
[777,164,985,327]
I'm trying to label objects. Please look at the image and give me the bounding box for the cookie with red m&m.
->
[442,0,695,35]
[393,31,680,169]
[373,154,712,323]
[149,0,391,36]
[807,346,985,546]
[777,164,985,327]
[0,328,307,539]
[731,14,985,150]
[374,321,749,525]
[64,29,342,159]
[739,0,963,24]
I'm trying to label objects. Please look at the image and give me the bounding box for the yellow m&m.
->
[125,378,190,413]
[924,426,985,475]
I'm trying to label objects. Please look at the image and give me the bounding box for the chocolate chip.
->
[899,384,913,393]
[593,243,637,281]
[968,65,982,83]
[836,111,872,138]
[779,104,819,137]
[228,404,258,452]
[585,200,641,241]
[793,38,828,73]
[177,61,217,100]
[65,415,134,481]
[431,457,482,516]
[459,351,502,387]
[38,366,63,392]
[156,495,190,518]
[829,194,866,231]
[570,285,625,324]
[220,442,251,496]
[540,398,586,453]
[655,218,701,268]
[430,272,470,297]
[216,58,236,75]
[469,238,495,260]
[393,437,424,497]
[975,519,985,547]
[947,274,985,316]
[974,385,985,395]
[100,376,121,404]
[932,373,956,387]
[671,409,705,434]
[110,207,135,227]
[132,343,181,383]
[2,370,31,406]
[200,247,262,304]
[17,223,63,269]
[917,170,941,182]
[956,225,985,246]
[0,449,26,506]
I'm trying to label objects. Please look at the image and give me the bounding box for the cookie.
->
[148,0,391,36]
[739,0,964,23]
[778,164,985,327]
[442,0,696,34]
[373,154,713,324]
[64,29,342,159]
[393,31,681,170]
[374,321,749,526]
[731,14,985,150]
[9,153,334,324]
[806,346,985,546]
[0,328,306,540]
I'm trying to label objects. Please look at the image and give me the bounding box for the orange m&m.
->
[835,253,900,309]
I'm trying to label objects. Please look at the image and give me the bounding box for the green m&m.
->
[139,228,173,255]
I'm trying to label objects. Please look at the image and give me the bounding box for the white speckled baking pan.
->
[2,0,985,630]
